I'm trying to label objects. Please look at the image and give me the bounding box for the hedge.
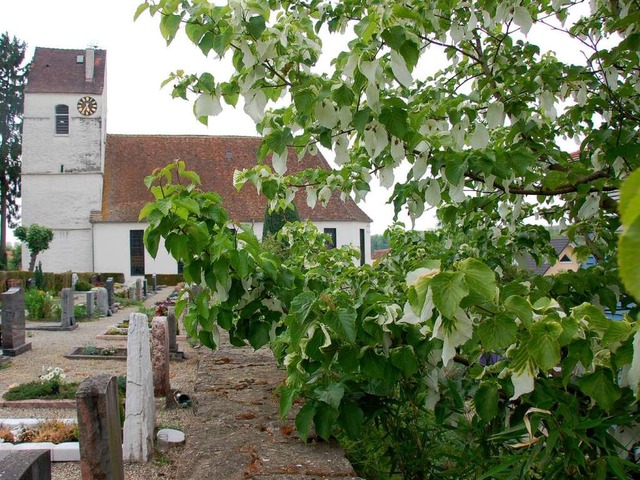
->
[0,271,125,294]
[144,273,184,287]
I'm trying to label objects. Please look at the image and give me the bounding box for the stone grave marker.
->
[143,278,148,299]
[136,279,143,300]
[152,274,157,292]
[71,273,79,289]
[151,317,171,397]
[60,288,75,329]
[166,307,185,360]
[123,313,155,462]
[0,449,51,479]
[1,287,31,356]
[105,277,115,313]
[76,374,124,480]
[85,291,95,317]
[128,284,137,302]
[96,287,108,317]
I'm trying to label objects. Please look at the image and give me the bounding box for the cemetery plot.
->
[64,346,127,360]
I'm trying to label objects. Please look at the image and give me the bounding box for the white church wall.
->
[23,228,94,273]
[21,174,103,229]
[22,93,104,174]
[93,223,179,281]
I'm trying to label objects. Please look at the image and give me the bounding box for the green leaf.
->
[295,402,316,441]
[476,313,518,350]
[390,346,419,377]
[160,14,182,44]
[246,15,266,38]
[314,403,338,440]
[279,385,298,418]
[431,272,469,318]
[504,296,533,326]
[379,107,408,139]
[338,400,364,437]
[577,368,621,412]
[316,383,344,410]
[619,168,640,227]
[248,321,270,349]
[527,321,562,371]
[381,26,406,51]
[334,308,357,342]
[474,381,500,422]
[293,88,315,114]
[290,292,316,324]
[458,258,496,301]
[133,2,149,21]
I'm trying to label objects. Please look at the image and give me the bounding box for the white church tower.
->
[21,47,107,272]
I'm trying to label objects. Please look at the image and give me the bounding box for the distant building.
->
[519,238,580,275]
[21,47,372,279]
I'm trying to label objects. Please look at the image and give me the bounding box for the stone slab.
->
[157,428,185,446]
[51,443,80,462]
[0,400,76,409]
[0,449,51,479]
[1,342,32,356]
[24,323,79,332]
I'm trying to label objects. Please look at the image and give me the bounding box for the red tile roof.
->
[26,47,106,94]
[99,135,372,224]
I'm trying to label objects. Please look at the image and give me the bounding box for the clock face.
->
[77,96,97,116]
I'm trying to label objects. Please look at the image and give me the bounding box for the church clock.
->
[77,96,97,116]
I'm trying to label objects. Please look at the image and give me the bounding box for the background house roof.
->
[26,47,106,95]
[521,237,571,275]
[98,134,372,224]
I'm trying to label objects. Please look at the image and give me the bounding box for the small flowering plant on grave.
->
[40,366,67,394]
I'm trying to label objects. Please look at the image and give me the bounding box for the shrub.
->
[74,279,92,291]
[24,289,58,320]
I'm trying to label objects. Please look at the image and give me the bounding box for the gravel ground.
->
[0,286,200,479]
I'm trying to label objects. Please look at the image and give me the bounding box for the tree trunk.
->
[28,252,36,272]
[0,182,7,270]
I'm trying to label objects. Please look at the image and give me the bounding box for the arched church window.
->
[55,104,69,134]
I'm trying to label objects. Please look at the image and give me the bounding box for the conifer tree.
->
[0,33,28,269]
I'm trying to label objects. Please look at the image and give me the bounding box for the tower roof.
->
[26,47,106,95]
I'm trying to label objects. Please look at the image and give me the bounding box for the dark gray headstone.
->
[167,307,178,353]
[60,288,75,328]
[105,277,115,312]
[1,287,32,356]
[96,287,108,317]
[76,374,124,480]
[143,279,148,299]
[152,274,157,292]
[0,449,51,480]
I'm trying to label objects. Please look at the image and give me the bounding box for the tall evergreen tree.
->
[0,33,28,269]
[262,204,300,239]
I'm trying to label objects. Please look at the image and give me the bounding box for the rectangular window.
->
[130,230,145,276]
[360,229,366,266]
[324,228,337,249]
[55,104,69,135]
[177,260,184,274]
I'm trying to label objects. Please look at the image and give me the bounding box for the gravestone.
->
[26,278,36,289]
[128,285,137,302]
[71,273,79,289]
[152,274,157,292]
[0,449,51,480]
[76,374,124,480]
[60,288,75,328]
[96,288,108,317]
[85,291,95,317]
[105,277,115,313]
[1,287,31,356]
[123,313,155,462]
[166,307,185,360]
[136,279,143,300]
[151,317,171,397]
[143,278,148,299]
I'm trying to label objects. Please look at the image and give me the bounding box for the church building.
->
[21,48,372,280]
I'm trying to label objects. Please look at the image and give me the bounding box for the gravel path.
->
[0,286,201,479]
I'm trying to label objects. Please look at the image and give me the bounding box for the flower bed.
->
[0,419,80,462]
[64,346,127,360]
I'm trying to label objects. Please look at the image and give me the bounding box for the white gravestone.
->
[122,313,155,462]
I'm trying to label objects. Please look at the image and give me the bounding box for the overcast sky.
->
[0,0,441,237]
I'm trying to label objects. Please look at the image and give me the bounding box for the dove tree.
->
[139,0,640,477]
